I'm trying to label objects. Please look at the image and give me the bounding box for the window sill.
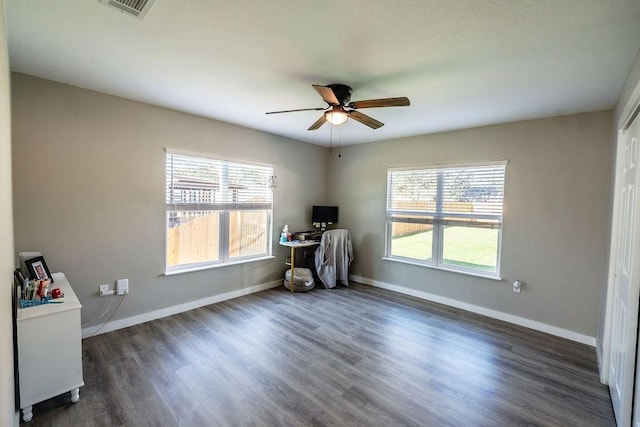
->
[381,257,502,281]
[165,255,275,276]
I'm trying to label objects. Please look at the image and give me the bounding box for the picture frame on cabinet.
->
[25,256,54,283]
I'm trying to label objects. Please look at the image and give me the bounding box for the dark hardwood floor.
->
[24,283,615,426]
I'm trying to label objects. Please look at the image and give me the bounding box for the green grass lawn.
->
[391,228,433,260]
[391,226,498,271]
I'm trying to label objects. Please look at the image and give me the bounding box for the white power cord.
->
[85,294,126,338]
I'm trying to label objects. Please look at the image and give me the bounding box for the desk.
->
[279,240,319,294]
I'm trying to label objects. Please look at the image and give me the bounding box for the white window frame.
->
[165,149,274,274]
[384,161,507,279]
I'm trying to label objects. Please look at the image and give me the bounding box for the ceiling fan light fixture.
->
[325,108,348,125]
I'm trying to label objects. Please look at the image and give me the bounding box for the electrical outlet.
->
[99,284,114,296]
[512,280,522,293]
[117,278,129,295]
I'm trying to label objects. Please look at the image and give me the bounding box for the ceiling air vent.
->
[100,0,156,20]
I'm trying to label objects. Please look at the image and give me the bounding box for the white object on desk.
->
[17,272,84,422]
[279,240,319,294]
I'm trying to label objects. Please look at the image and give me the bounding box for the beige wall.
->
[328,111,613,337]
[11,73,328,330]
[0,0,16,424]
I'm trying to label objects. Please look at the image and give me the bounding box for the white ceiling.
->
[6,0,640,146]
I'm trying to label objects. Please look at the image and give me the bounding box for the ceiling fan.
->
[266,84,410,130]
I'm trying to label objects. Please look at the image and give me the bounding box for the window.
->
[166,150,273,272]
[385,162,506,277]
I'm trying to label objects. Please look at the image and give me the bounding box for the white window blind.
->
[387,164,506,227]
[166,152,273,211]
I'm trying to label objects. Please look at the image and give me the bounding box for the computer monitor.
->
[312,205,338,226]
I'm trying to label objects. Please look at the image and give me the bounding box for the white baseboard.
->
[596,339,608,384]
[81,280,282,338]
[350,274,596,347]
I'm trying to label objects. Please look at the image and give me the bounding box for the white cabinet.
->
[16,272,84,422]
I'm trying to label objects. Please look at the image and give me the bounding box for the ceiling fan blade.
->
[348,110,384,129]
[313,84,340,105]
[307,114,327,130]
[348,97,410,109]
[266,107,325,115]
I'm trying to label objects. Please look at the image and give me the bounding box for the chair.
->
[314,229,353,289]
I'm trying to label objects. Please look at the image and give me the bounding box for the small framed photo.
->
[25,256,54,283]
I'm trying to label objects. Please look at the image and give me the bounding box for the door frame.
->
[600,80,640,385]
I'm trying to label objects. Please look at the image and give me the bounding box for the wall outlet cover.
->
[117,279,129,295]
[99,284,113,296]
[512,280,522,293]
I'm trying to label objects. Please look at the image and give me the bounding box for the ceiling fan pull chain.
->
[330,122,333,154]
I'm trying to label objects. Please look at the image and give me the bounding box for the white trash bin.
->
[283,267,315,292]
